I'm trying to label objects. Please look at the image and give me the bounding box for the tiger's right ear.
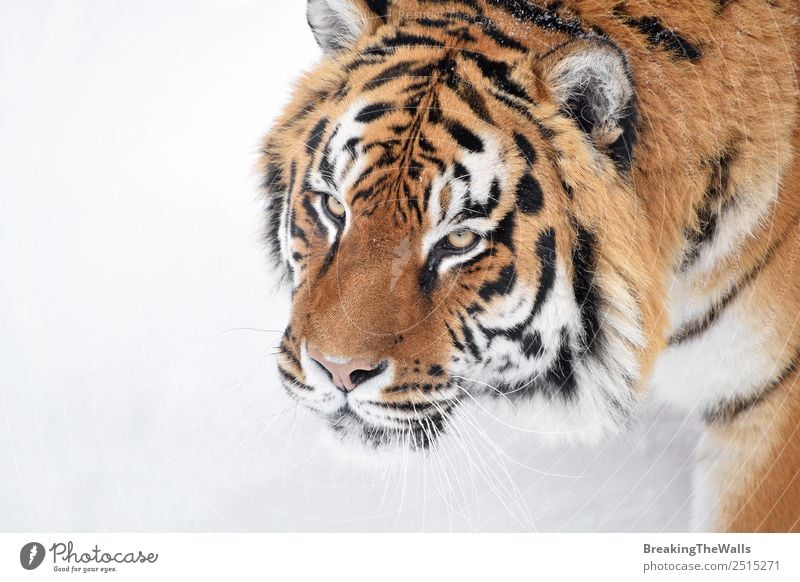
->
[307,0,388,53]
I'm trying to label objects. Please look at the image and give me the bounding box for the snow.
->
[0,0,698,532]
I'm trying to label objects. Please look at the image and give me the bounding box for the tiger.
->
[260,0,800,532]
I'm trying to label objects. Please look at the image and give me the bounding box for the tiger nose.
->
[307,346,386,392]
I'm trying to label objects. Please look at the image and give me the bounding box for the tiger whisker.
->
[447,381,604,437]
[421,394,487,530]
[437,399,539,531]
[450,387,587,479]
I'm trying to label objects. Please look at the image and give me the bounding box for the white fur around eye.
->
[314,195,344,246]
[437,239,487,275]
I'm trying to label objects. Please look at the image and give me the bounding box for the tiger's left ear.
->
[540,39,638,172]
[307,0,388,53]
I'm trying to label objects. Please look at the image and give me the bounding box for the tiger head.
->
[261,0,665,449]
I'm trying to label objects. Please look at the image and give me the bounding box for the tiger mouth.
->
[278,363,459,449]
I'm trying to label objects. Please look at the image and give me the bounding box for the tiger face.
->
[262,0,664,449]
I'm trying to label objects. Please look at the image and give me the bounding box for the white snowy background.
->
[0,0,699,532]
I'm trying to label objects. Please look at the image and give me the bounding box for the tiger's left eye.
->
[443,229,479,252]
[323,194,346,221]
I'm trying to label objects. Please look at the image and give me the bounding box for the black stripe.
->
[532,228,557,316]
[403,79,431,94]
[355,102,393,123]
[443,119,484,152]
[368,400,442,412]
[466,302,484,315]
[289,212,308,246]
[459,315,482,360]
[516,173,544,214]
[365,0,389,22]
[318,127,339,188]
[332,80,349,102]
[521,331,545,359]
[457,248,496,272]
[489,210,516,252]
[416,17,454,28]
[385,382,445,394]
[317,236,340,278]
[479,300,534,344]
[389,123,411,136]
[478,264,517,301]
[263,160,286,192]
[460,50,532,103]
[409,62,437,80]
[704,344,800,424]
[280,340,302,370]
[681,144,738,270]
[306,117,329,153]
[263,158,287,264]
[489,89,536,119]
[344,137,360,155]
[345,53,392,72]
[669,286,738,346]
[452,161,470,183]
[572,222,601,354]
[363,61,416,91]
[265,197,284,265]
[446,73,494,124]
[619,13,701,62]
[514,133,537,164]
[545,329,578,399]
[418,135,436,153]
[446,323,465,352]
[419,153,447,173]
[407,159,423,181]
[382,32,446,49]
[278,367,313,391]
[301,193,327,240]
[670,234,786,345]
[444,26,478,43]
